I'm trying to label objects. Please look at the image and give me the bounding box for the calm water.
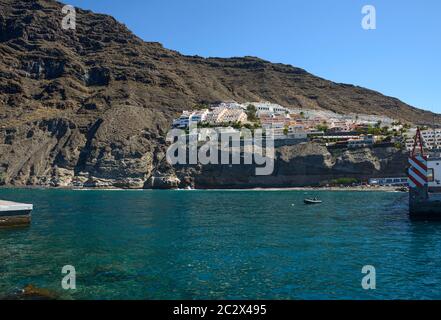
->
[1,188,441,300]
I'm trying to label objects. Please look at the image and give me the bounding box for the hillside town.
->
[172,101,441,151]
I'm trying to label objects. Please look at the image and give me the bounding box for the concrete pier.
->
[0,200,33,227]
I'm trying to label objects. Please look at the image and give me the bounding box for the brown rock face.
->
[0,0,438,187]
[167,143,408,189]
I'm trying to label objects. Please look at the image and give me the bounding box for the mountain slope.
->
[0,0,438,186]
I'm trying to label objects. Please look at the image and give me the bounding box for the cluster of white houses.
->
[173,106,247,129]
[172,101,440,150]
[174,101,387,128]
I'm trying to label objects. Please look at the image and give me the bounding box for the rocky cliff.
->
[0,0,434,188]
[147,143,408,189]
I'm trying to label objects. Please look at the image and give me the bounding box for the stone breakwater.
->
[0,200,32,227]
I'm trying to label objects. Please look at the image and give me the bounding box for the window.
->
[428,168,435,182]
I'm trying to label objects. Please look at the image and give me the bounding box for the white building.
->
[288,132,308,139]
[217,102,245,110]
[328,119,352,132]
[173,112,191,129]
[421,129,441,150]
[369,177,408,186]
[173,109,209,128]
[348,135,375,148]
[205,108,247,125]
[252,102,290,116]
[289,124,306,132]
[288,125,308,139]
[427,156,441,188]
[220,109,248,124]
[262,122,285,136]
[205,108,227,125]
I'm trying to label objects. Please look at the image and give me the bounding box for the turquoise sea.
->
[1,188,441,300]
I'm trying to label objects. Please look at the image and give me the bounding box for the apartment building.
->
[421,129,441,150]
[254,102,290,116]
[173,109,210,128]
[220,109,248,124]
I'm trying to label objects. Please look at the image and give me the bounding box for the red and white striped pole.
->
[408,128,428,188]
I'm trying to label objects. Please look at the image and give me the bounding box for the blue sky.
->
[66,0,440,114]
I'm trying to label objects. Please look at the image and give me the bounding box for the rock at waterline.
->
[1,285,58,300]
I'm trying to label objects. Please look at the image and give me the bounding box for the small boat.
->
[304,198,322,205]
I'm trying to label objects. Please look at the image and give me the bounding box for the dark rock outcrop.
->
[1,285,58,300]
[164,143,408,189]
